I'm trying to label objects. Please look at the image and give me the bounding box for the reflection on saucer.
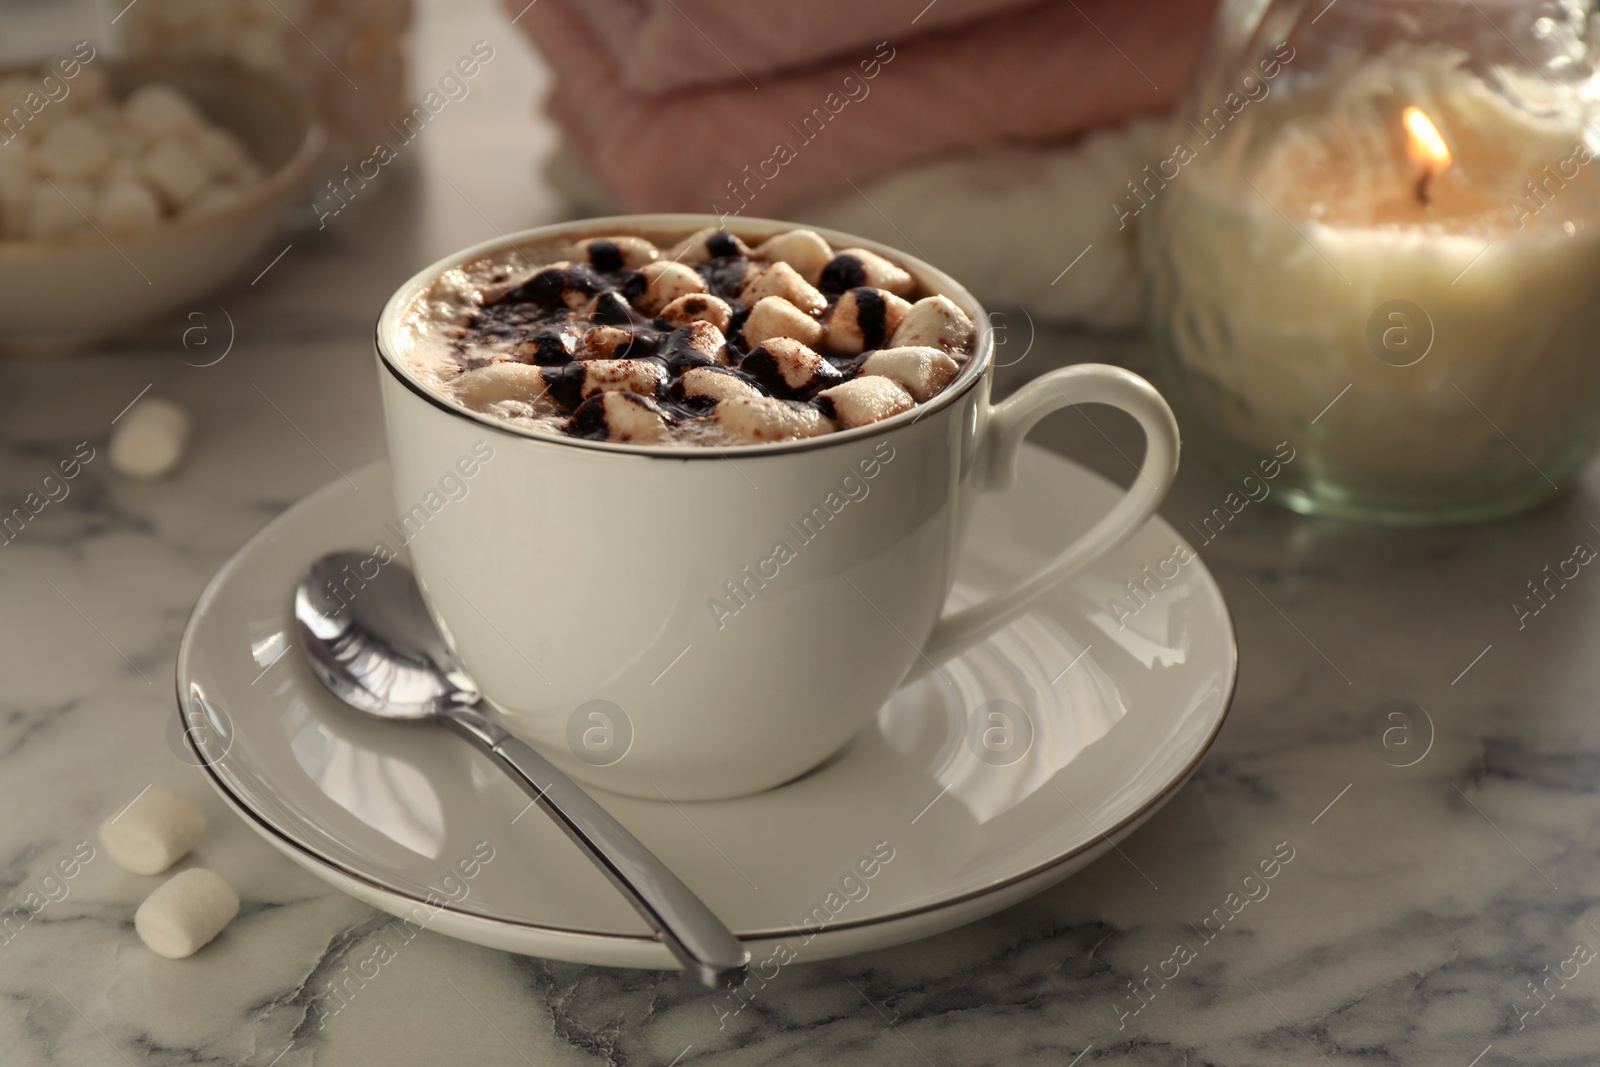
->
[285,695,447,861]
[883,580,1128,833]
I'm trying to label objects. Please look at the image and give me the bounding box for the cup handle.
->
[914,364,1181,670]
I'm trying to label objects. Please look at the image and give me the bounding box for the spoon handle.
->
[441,705,749,987]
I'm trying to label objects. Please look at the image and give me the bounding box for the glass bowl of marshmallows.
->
[0,54,323,353]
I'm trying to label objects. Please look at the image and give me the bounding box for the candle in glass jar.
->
[1158,57,1600,485]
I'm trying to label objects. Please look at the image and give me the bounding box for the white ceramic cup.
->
[375,215,1180,801]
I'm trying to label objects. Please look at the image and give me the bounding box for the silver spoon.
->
[293,551,748,987]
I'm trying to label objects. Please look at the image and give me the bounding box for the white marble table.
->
[4,3,1600,1064]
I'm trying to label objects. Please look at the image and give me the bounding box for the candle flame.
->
[1402,106,1451,171]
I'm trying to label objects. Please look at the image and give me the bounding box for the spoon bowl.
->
[296,552,477,719]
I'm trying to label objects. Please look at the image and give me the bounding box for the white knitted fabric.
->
[545,119,1169,331]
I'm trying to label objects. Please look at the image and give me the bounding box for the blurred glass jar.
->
[119,0,410,182]
[1140,0,1600,524]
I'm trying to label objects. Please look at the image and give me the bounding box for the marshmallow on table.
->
[100,785,206,875]
[110,397,192,479]
[135,868,239,959]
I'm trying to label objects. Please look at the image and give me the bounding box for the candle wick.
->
[1416,168,1432,207]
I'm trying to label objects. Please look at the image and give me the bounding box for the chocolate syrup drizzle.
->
[454,234,923,439]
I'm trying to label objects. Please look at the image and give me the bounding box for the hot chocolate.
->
[395,226,975,446]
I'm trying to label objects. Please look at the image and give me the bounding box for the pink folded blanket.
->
[509,0,1216,216]
[558,0,1046,92]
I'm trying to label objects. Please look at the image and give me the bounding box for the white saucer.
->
[177,445,1236,970]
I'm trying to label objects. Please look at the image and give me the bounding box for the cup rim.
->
[374,213,994,459]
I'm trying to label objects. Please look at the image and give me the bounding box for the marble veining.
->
[5,2,1600,1063]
